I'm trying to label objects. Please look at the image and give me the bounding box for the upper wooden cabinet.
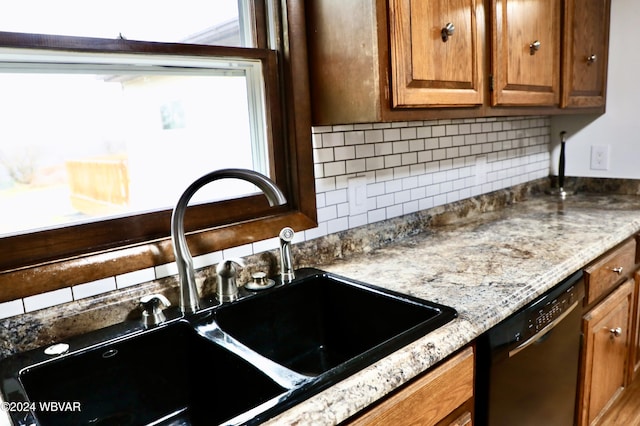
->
[561,0,611,108]
[388,0,484,108]
[307,0,488,125]
[491,0,561,106]
[306,0,610,126]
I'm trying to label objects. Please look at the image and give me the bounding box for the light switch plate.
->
[475,156,488,185]
[348,176,368,216]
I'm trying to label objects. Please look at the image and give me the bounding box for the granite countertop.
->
[264,193,640,425]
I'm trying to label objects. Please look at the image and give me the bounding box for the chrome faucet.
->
[171,168,287,314]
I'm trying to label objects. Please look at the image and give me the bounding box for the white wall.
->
[551,0,640,178]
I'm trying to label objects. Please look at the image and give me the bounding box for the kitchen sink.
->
[0,268,456,425]
[2,320,288,426]
[213,268,457,377]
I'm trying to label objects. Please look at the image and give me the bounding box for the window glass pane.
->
[1,1,252,47]
[0,55,269,236]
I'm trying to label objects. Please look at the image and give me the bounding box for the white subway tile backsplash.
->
[72,277,116,300]
[417,126,432,139]
[365,129,384,143]
[325,188,348,206]
[366,157,385,171]
[374,142,393,156]
[348,213,368,228]
[222,243,253,260]
[324,161,346,177]
[335,146,356,161]
[345,131,365,145]
[383,128,400,141]
[313,147,334,163]
[193,250,223,270]
[305,222,328,240]
[155,262,178,279]
[252,236,280,254]
[24,288,73,312]
[432,126,446,137]
[356,144,375,158]
[116,268,156,289]
[346,159,366,174]
[310,116,550,235]
[327,216,349,234]
[400,128,416,140]
[0,300,25,319]
[321,132,344,147]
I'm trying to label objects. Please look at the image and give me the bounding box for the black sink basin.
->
[214,268,457,377]
[4,320,287,426]
[0,268,456,426]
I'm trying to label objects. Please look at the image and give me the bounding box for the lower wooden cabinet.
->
[631,271,640,381]
[345,346,474,426]
[578,279,634,426]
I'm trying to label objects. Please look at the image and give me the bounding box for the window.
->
[0,53,269,234]
[0,1,316,300]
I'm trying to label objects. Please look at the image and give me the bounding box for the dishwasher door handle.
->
[509,300,580,358]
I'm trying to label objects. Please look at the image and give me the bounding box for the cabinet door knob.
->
[587,54,597,64]
[529,40,541,55]
[609,327,623,338]
[441,23,455,42]
[611,266,623,274]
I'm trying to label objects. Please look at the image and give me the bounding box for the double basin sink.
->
[0,268,457,425]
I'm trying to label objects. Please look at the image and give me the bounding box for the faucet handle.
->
[216,258,246,275]
[139,294,171,327]
[216,258,245,303]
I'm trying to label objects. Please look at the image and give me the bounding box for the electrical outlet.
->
[590,145,610,171]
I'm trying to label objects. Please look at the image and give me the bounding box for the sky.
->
[0,1,239,42]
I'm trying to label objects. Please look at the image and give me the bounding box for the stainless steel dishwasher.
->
[476,270,585,426]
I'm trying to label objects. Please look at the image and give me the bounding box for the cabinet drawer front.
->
[584,239,636,305]
[347,346,474,426]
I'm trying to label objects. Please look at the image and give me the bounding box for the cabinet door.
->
[491,0,561,106]
[561,0,611,108]
[346,347,474,426]
[579,280,634,426]
[388,0,484,108]
[632,271,640,382]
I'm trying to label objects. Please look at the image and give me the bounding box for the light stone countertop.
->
[264,193,640,425]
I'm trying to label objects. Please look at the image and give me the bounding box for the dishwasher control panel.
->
[528,283,580,335]
[483,270,584,350]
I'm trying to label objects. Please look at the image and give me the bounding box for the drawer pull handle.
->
[610,327,623,338]
[611,266,624,274]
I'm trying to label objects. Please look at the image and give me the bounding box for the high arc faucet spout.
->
[170,168,287,314]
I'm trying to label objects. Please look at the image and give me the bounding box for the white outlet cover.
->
[590,145,610,171]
